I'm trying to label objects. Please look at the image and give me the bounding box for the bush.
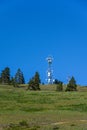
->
[56,82,63,91]
[19,120,28,127]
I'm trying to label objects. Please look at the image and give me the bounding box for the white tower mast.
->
[46,56,53,84]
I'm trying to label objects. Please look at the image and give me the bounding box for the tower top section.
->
[46,56,53,64]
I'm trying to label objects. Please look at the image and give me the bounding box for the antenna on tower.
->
[46,55,54,84]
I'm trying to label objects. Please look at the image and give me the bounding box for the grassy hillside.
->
[0,85,87,130]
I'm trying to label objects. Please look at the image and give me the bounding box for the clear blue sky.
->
[0,0,87,85]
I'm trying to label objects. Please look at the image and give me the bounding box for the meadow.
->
[0,85,87,130]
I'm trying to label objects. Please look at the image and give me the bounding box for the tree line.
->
[0,67,25,85]
[55,76,77,92]
[0,67,41,90]
[0,67,77,91]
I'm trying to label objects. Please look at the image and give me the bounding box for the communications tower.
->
[46,56,53,84]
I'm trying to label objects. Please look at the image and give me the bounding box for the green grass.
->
[0,85,87,130]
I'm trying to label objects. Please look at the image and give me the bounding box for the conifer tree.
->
[15,68,25,84]
[28,72,41,90]
[1,67,10,84]
[66,76,77,91]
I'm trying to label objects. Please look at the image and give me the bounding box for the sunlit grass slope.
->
[0,84,87,130]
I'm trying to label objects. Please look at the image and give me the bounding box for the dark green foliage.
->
[54,79,59,84]
[56,82,63,91]
[10,77,15,85]
[54,79,63,91]
[15,68,25,84]
[10,77,19,87]
[28,78,36,90]
[55,79,63,91]
[34,72,41,90]
[10,77,23,88]
[28,72,40,90]
[53,126,59,130]
[19,120,28,127]
[5,121,29,130]
[70,124,76,127]
[5,122,40,130]
[66,76,77,91]
[1,67,10,84]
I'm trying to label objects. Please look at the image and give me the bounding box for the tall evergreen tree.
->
[28,72,41,90]
[15,68,25,84]
[1,67,10,84]
[34,72,41,89]
[66,76,77,91]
